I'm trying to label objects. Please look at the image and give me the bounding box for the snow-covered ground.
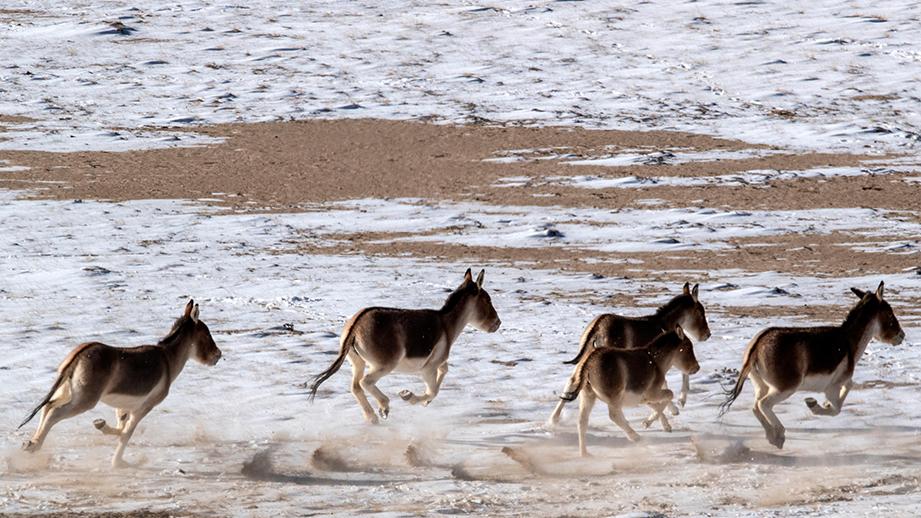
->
[1,193,920,516]
[1,1,920,152]
[3,1,921,515]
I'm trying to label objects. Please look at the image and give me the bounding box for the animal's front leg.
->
[111,407,153,468]
[678,373,690,408]
[399,364,442,406]
[805,380,852,416]
[94,409,129,436]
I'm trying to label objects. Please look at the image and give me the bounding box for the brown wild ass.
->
[557,283,710,418]
[309,268,501,423]
[19,300,221,467]
[551,328,700,456]
[719,282,905,449]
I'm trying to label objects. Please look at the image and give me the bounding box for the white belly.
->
[619,391,646,407]
[394,338,448,373]
[800,359,848,392]
[100,378,166,410]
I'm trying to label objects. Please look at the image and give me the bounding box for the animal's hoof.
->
[768,432,785,449]
[678,397,687,408]
[627,433,641,443]
[642,419,653,429]
[804,397,818,409]
[663,423,673,433]
[111,459,131,469]
[378,407,389,419]
[22,440,39,453]
[399,390,413,401]
[93,419,107,430]
[669,405,680,416]
[579,450,592,458]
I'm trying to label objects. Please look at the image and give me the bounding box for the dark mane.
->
[441,283,474,312]
[842,295,876,327]
[158,316,189,346]
[655,294,692,317]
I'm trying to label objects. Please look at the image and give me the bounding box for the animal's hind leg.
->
[577,391,596,457]
[756,388,794,449]
[94,409,129,436]
[360,365,393,420]
[25,385,98,452]
[347,352,378,424]
[548,367,582,427]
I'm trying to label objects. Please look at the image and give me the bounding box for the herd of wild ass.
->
[18,269,906,466]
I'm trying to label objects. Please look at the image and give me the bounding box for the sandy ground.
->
[2,118,918,316]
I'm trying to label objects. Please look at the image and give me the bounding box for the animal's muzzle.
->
[489,320,501,333]
[210,350,223,365]
[893,331,905,345]
[689,364,701,375]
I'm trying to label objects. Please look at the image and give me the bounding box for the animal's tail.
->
[559,348,594,401]
[18,351,82,430]
[308,310,367,401]
[718,332,762,417]
[563,315,602,365]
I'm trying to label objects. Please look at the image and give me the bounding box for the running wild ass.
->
[309,268,501,423]
[551,328,699,456]
[19,300,221,467]
[720,282,905,449]
[557,283,710,417]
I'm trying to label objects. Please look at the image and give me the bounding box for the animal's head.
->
[179,299,222,365]
[850,281,904,346]
[676,282,711,341]
[459,268,501,333]
[671,326,700,375]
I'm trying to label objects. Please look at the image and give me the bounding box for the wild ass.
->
[551,328,700,456]
[720,282,905,449]
[19,300,221,467]
[556,283,710,419]
[309,268,501,423]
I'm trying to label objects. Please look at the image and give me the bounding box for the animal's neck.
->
[843,308,879,362]
[161,333,194,383]
[655,304,684,330]
[648,340,679,370]
[440,298,473,345]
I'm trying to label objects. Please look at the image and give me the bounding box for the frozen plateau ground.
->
[1,1,921,517]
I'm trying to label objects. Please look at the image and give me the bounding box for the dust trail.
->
[241,447,389,486]
[4,447,51,472]
[311,445,371,472]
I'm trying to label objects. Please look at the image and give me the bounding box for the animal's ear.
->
[183,299,195,318]
[850,287,867,299]
[191,303,200,323]
[683,282,691,296]
[475,269,485,289]
[691,283,699,301]
[876,281,885,300]
[675,326,685,339]
[463,268,473,284]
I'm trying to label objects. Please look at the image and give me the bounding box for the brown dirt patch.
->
[0,118,897,212]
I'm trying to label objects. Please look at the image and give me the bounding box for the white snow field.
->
[0,0,920,152]
[3,1,921,516]
[1,193,920,516]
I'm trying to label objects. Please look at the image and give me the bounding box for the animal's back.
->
[596,314,664,349]
[353,307,445,360]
